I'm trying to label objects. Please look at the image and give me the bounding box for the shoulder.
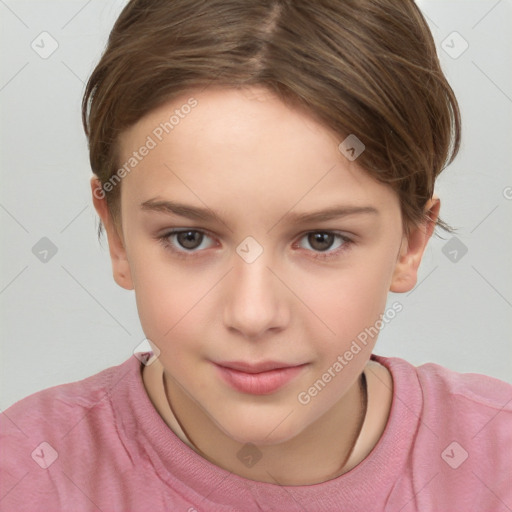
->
[0,357,137,478]
[415,359,512,406]
[0,356,141,509]
[410,359,512,443]
[413,360,512,450]
[373,354,512,509]
[374,354,512,419]
[412,359,512,437]
[1,358,134,436]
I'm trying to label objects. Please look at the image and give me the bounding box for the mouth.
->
[213,361,309,395]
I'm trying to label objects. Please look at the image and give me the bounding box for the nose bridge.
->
[233,250,273,296]
[222,239,288,338]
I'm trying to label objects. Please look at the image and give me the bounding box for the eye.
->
[294,231,352,260]
[157,229,216,257]
[156,229,352,261]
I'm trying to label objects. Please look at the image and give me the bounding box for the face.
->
[94,86,435,445]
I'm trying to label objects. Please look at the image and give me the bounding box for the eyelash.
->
[156,229,353,261]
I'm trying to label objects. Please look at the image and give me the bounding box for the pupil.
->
[178,231,202,249]
[309,233,333,251]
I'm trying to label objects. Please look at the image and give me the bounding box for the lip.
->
[213,361,308,395]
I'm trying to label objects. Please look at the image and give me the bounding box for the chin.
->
[214,411,306,446]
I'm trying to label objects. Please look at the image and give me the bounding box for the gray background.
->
[1,0,511,410]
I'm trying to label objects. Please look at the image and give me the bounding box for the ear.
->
[90,176,134,291]
[390,196,440,293]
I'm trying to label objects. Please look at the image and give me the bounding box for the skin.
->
[91,86,439,485]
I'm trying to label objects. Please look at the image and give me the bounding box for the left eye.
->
[296,232,348,253]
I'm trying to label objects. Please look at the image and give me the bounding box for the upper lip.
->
[214,360,306,374]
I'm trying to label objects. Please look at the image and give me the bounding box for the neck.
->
[163,368,368,485]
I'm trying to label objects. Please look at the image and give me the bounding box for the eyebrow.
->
[140,198,379,224]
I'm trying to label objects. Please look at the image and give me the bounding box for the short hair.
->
[82,0,461,237]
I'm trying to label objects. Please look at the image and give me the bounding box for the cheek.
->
[293,255,395,345]
[130,231,398,359]
[129,246,205,344]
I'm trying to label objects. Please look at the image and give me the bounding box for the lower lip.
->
[214,363,307,395]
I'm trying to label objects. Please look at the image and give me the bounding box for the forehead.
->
[119,85,337,163]
[116,86,399,222]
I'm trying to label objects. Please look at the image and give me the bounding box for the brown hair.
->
[82,0,461,237]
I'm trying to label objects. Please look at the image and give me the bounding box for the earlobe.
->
[90,176,134,291]
[390,197,440,293]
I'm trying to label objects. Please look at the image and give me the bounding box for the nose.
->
[222,249,290,340]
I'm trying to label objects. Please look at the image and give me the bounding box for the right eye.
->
[157,229,217,257]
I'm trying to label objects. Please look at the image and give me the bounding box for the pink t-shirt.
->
[1,353,511,512]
